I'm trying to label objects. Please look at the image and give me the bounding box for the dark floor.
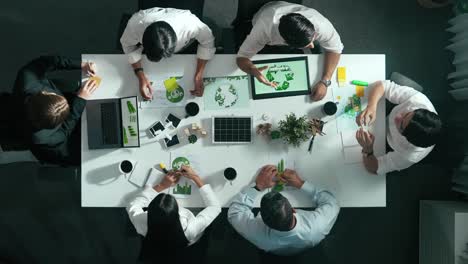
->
[0,0,461,263]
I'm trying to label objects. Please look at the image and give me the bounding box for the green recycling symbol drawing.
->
[214,83,239,108]
[265,70,294,91]
[172,157,190,170]
[166,86,185,103]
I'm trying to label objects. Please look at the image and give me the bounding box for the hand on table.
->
[154,171,180,192]
[180,165,204,187]
[282,169,305,189]
[310,81,327,101]
[82,61,97,76]
[77,79,98,100]
[190,77,205,97]
[138,74,153,100]
[180,165,200,180]
[356,128,375,154]
[356,106,376,126]
[255,165,277,191]
[253,66,278,89]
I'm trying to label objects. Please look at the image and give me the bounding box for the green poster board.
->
[251,56,311,100]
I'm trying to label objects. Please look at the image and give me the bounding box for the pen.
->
[308,135,315,153]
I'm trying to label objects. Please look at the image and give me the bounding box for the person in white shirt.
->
[355,80,442,174]
[127,165,221,262]
[236,1,344,101]
[228,165,340,256]
[120,7,216,99]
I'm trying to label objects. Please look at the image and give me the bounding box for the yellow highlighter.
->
[159,163,169,174]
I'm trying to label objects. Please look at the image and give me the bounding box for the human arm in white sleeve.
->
[376,151,415,175]
[184,184,221,240]
[120,14,144,64]
[300,181,340,235]
[383,80,420,105]
[237,21,269,59]
[126,186,160,235]
[227,187,268,244]
[191,17,216,61]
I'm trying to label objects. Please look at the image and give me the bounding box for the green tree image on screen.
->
[173,181,192,195]
[123,128,128,144]
[127,126,137,137]
[273,159,285,192]
[343,94,362,117]
[172,157,190,170]
[127,101,136,114]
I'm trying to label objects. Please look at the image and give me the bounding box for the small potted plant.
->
[278,113,311,147]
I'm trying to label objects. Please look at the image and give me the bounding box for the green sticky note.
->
[164,78,179,92]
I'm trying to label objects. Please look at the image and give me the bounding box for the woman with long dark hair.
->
[127,165,221,262]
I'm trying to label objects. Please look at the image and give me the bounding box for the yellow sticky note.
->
[164,78,179,92]
[337,67,346,87]
[356,85,365,97]
[89,76,102,87]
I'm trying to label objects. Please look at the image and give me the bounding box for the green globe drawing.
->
[166,86,185,103]
[172,157,190,170]
[214,83,239,108]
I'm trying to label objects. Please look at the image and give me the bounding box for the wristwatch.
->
[320,79,332,87]
[362,149,374,157]
[133,67,144,75]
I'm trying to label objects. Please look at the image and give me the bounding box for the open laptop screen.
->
[120,96,140,147]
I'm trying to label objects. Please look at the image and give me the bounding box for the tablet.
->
[251,56,311,100]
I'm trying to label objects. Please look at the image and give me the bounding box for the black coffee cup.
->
[120,160,133,174]
[224,167,237,181]
[323,101,338,116]
[185,102,200,118]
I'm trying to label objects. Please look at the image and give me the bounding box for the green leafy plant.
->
[278,113,310,147]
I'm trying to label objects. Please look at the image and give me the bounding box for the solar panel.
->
[212,116,252,144]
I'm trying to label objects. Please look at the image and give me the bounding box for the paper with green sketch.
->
[203,75,250,110]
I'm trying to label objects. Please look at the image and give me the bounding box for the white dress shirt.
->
[127,184,221,245]
[237,1,344,58]
[376,80,437,174]
[228,182,340,256]
[120,7,216,64]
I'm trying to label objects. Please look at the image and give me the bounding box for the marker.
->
[159,163,169,174]
[308,135,316,153]
[351,80,369,86]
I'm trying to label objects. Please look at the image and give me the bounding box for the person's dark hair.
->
[278,13,315,48]
[260,191,294,231]
[26,92,70,130]
[142,21,177,62]
[140,193,189,262]
[402,109,442,148]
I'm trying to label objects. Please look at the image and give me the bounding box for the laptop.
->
[86,96,140,149]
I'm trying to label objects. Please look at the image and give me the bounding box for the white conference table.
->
[81,54,386,208]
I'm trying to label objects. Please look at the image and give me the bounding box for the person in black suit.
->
[14,56,98,165]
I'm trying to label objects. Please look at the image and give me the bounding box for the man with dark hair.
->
[236,1,343,101]
[120,7,216,99]
[228,165,340,255]
[14,56,99,164]
[355,80,442,174]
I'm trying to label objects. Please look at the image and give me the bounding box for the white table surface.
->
[81,54,386,208]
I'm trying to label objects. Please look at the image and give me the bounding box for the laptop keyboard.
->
[100,102,119,145]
